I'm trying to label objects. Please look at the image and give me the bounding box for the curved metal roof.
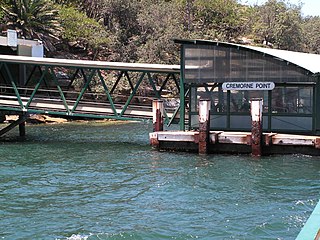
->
[175,39,320,76]
[245,45,320,75]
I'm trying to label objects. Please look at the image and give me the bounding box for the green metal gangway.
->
[296,199,320,240]
[0,54,182,136]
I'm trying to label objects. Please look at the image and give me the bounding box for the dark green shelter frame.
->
[175,39,320,135]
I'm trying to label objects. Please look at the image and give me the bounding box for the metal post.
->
[18,115,26,137]
[153,99,164,132]
[251,99,263,156]
[198,99,211,154]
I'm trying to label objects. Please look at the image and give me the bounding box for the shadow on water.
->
[0,121,151,145]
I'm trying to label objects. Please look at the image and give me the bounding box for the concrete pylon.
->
[251,99,263,157]
[198,99,211,154]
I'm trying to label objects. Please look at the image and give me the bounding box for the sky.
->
[239,0,320,16]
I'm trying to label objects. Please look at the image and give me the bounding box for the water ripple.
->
[0,122,319,239]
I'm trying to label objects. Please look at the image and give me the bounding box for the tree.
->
[52,0,79,5]
[1,0,61,51]
[136,0,185,64]
[58,5,110,58]
[302,16,320,54]
[0,6,5,23]
[98,0,142,61]
[253,0,303,51]
[174,0,252,41]
[0,4,6,30]
[275,6,303,51]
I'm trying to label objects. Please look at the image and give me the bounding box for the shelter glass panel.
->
[184,45,313,84]
[191,85,227,113]
[229,90,268,113]
[210,115,227,129]
[271,86,313,114]
[191,115,228,129]
[230,115,251,129]
[271,116,312,131]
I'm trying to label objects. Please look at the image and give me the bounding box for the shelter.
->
[0,30,43,57]
[175,39,320,135]
[0,30,44,85]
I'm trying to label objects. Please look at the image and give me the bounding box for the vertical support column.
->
[251,99,263,157]
[314,77,320,134]
[20,65,27,86]
[179,45,186,131]
[0,112,6,123]
[152,100,164,132]
[18,115,26,137]
[198,99,211,154]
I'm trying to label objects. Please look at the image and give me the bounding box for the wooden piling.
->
[251,99,263,156]
[152,100,164,132]
[198,99,211,154]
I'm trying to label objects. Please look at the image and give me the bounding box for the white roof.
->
[0,36,43,47]
[244,45,320,75]
[175,39,320,75]
[0,54,180,73]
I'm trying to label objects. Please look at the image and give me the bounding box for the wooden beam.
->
[0,114,28,137]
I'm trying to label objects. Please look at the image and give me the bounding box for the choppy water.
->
[0,121,319,240]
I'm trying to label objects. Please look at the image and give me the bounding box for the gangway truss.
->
[0,54,182,126]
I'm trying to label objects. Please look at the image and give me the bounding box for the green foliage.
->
[0,1,9,24]
[136,0,185,64]
[58,6,110,51]
[97,0,142,61]
[52,0,79,5]
[103,0,141,42]
[193,0,243,39]
[174,0,255,41]
[1,0,60,50]
[1,0,319,59]
[1,0,319,95]
[0,11,4,24]
[252,0,303,50]
[54,0,105,19]
[302,16,320,54]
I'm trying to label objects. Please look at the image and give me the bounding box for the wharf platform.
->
[150,130,320,155]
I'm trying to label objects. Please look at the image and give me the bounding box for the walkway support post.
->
[152,99,164,132]
[198,99,211,154]
[0,114,27,137]
[251,99,263,157]
[19,116,26,137]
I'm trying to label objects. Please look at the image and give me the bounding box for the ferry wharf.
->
[150,99,320,156]
[150,39,320,156]
[150,130,320,156]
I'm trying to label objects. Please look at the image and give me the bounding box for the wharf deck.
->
[150,131,320,155]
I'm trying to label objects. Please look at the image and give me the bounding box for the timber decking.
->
[150,130,320,155]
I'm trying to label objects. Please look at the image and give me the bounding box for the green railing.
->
[296,199,320,240]
[0,55,182,125]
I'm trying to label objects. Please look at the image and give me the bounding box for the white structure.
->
[0,30,44,57]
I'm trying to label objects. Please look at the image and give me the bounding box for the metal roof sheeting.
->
[245,45,320,75]
[175,39,320,75]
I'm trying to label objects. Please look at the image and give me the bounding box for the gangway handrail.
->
[0,54,184,125]
[296,199,320,240]
[0,54,181,73]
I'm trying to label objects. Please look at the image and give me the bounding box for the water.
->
[0,121,319,240]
